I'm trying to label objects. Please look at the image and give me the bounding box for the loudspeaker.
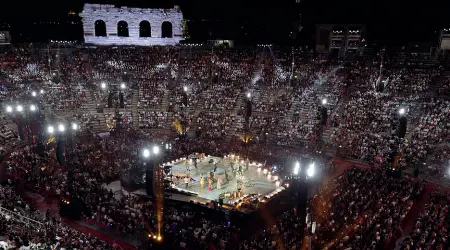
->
[320,107,328,125]
[377,82,384,92]
[119,93,124,108]
[145,160,155,196]
[56,139,66,166]
[296,182,308,222]
[108,93,113,108]
[18,121,24,140]
[245,100,252,117]
[398,117,407,138]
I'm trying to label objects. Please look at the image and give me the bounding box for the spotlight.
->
[322,99,327,105]
[183,86,188,92]
[307,163,315,177]
[30,105,36,111]
[101,82,106,89]
[6,106,13,113]
[143,149,150,158]
[40,89,44,94]
[48,126,54,134]
[157,236,162,241]
[293,161,300,175]
[247,92,251,98]
[153,145,160,155]
[16,105,23,112]
[58,124,65,132]
[71,123,78,130]
[399,108,405,115]
[31,91,37,97]
[120,83,126,89]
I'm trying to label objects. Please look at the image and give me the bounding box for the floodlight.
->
[307,163,315,177]
[153,145,160,155]
[72,123,78,130]
[247,92,251,98]
[101,82,106,89]
[399,108,405,115]
[120,83,126,89]
[16,105,23,112]
[31,91,37,97]
[30,105,36,111]
[293,161,300,175]
[157,236,162,241]
[183,86,188,92]
[6,106,13,113]
[322,99,327,105]
[48,126,54,133]
[40,89,44,94]
[58,124,65,132]
[143,149,150,158]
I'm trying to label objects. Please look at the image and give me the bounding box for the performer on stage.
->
[217,177,222,189]
[208,178,212,191]
[238,165,243,176]
[184,176,189,189]
[225,170,229,182]
[213,160,220,172]
[200,174,204,188]
[210,170,214,182]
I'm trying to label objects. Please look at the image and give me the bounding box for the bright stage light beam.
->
[153,145,160,155]
[294,161,300,175]
[143,149,150,158]
[322,98,327,105]
[31,91,37,97]
[72,123,78,130]
[48,126,54,134]
[6,106,13,113]
[30,105,36,111]
[399,108,405,115]
[58,124,65,132]
[16,105,23,112]
[307,163,315,177]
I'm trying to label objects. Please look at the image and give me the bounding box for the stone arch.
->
[117,21,129,37]
[139,20,151,37]
[161,21,173,38]
[94,20,107,37]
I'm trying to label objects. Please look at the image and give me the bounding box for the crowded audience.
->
[0,45,449,250]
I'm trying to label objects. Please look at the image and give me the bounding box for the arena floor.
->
[169,156,279,205]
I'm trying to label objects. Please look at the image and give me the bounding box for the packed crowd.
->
[0,45,450,250]
[0,183,116,249]
[400,190,450,250]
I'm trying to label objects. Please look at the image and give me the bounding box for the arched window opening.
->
[117,21,129,37]
[94,20,106,37]
[139,21,151,37]
[161,21,173,38]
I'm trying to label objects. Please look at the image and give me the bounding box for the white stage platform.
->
[168,156,280,205]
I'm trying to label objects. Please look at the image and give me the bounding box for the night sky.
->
[0,0,447,45]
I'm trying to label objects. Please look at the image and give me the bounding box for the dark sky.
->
[0,0,448,44]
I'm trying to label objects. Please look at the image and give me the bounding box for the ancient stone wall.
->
[80,4,183,46]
